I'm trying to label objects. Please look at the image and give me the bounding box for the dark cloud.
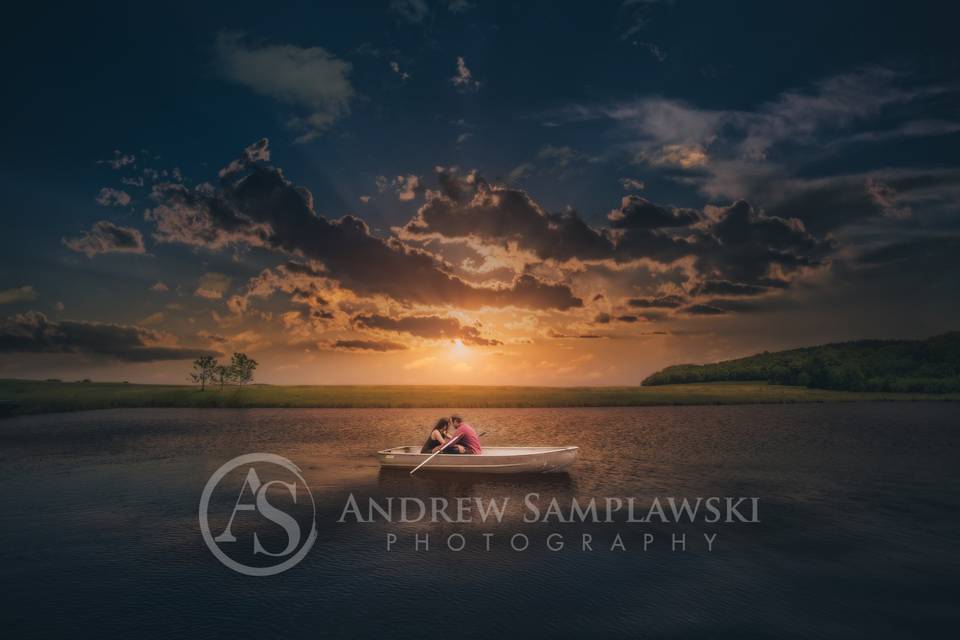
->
[404,184,613,262]
[353,313,501,346]
[607,196,699,229]
[435,166,484,202]
[850,236,960,289]
[627,294,686,308]
[405,182,705,265]
[616,314,640,323]
[692,279,770,296]
[147,141,582,311]
[697,297,792,314]
[683,304,728,315]
[330,339,407,352]
[594,312,612,324]
[858,236,960,268]
[0,312,218,361]
[404,179,829,290]
[63,221,146,258]
[696,200,832,285]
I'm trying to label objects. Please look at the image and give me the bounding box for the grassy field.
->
[1,378,958,417]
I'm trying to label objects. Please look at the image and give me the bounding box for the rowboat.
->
[377,446,579,474]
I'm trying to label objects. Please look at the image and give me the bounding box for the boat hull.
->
[378,446,579,474]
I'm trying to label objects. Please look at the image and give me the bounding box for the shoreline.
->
[2,379,958,417]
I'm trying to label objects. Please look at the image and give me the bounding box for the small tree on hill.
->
[190,355,217,391]
[230,352,258,389]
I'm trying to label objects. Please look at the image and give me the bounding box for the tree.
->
[230,352,258,389]
[214,364,233,391]
[189,355,217,391]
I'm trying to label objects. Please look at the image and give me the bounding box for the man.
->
[443,415,482,454]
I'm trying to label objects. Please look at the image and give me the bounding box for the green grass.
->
[1,379,957,417]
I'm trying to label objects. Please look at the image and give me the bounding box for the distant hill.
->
[642,333,960,393]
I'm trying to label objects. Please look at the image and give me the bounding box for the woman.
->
[420,417,452,453]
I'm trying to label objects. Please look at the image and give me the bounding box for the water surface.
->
[0,404,958,638]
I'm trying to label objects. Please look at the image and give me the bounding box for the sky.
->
[1,0,959,385]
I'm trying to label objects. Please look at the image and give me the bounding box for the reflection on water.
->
[0,404,958,638]
[377,468,578,496]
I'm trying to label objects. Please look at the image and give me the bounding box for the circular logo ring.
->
[199,453,317,576]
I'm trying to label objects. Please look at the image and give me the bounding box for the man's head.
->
[451,415,463,426]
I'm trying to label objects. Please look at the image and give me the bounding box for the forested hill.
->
[642,333,960,393]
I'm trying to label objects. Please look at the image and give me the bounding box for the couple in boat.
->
[420,415,482,455]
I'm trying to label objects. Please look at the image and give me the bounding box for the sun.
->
[450,338,470,358]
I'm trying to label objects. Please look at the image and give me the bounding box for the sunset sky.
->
[1,1,959,385]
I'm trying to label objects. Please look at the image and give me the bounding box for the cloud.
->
[620,0,674,40]
[607,196,699,228]
[509,146,600,182]
[390,0,430,24]
[696,200,831,286]
[394,174,423,201]
[627,294,685,308]
[0,311,218,361]
[219,138,271,179]
[865,178,912,220]
[856,236,960,278]
[194,273,231,300]
[149,282,169,292]
[448,0,475,12]
[636,41,667,62]
[620,178,645,191]
[404,175,830,288]
[561,67,943,177]
[741,168,960,235]
[63,221,146,258]
[451,56,479,92]
[404,182,615,262]
[646,143,708,168]
[99,150,135,169]
[0,286,38,305]
[404,179,702,265]
[353,313,501,346]
[691,279,770,296]
[95,187,132,207]
[330,339,407,352]
[373,175,425,201]
[389,61,410,81]
[147,141,583,311]
[682,303,728,315]
[214,33,354,142]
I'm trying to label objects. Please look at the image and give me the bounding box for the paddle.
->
[409,431,487,475]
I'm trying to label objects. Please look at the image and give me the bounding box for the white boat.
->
[378,446,579,474]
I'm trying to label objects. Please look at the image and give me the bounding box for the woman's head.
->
[435,417,451,434]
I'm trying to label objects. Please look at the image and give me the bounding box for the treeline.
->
[642,332,960,393]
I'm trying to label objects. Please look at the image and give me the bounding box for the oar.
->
[409,431,487,476]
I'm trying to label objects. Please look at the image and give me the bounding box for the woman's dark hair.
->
[435,417,451,434]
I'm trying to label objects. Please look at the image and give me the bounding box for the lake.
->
[0,404,958,638]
